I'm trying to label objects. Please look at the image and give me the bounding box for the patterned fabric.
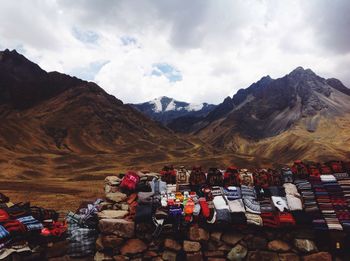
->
[0,225,9,240]
[17,216,43,231]
[67,227,98,257]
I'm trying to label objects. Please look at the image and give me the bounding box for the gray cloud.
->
[0,0,349,104]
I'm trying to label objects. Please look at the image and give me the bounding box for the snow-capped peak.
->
[150,97,164,112]
[185,103,204,112]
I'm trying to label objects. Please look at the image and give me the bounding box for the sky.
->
[0,0,349,104]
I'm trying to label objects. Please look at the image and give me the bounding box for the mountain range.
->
[130,96,216,125]
[1,49,350,182]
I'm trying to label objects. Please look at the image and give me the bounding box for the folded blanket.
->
[243,197,261,214]
[226,198,245,213]
[283,183,299,196]
[286,195,303,211]
[271,196,289,212]
[245,213,263,226]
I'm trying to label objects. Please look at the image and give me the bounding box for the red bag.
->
[328,161,344,173]
[160,165,176,184]
[291,160,309,179]
[223,166,239,187]
[189,166,207,186]
[120,171,140,191]
[319,164,332,174]
[308,164,321,177]
[0,210,9,222]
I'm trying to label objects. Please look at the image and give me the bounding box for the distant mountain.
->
[0,49,196,160]
[130,96,216,124]
[181,67,350,162]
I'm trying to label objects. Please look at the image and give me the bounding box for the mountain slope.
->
[0,49,200,165]
[131,96,216,124]
[190,67,350,161]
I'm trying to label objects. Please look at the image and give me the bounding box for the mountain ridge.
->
[130,96,216,124]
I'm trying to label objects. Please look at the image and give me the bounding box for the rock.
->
[302,252,332,261]
[106,192,127,203]
[113,255,129,261]
[188,226,210,241]
[227,244,248,261]
[46,240,68,258]
[121,204,129,211]
[120,239,147,256]
[99,201,114,210]
[94,251,114,261]
[183,240,201,252]
[203,251,225,257]
[144,251,158,258]
[162,250,177,261]
[164,238,182,251]
[210,231,222,242]
[221,232,244,246]
[186,251,203,261]
[294,239,317,253]
[105,176,121,193]
[217,243,232,251]
[98,210,129,219]
[246,236,267,250]
[101,234,124,248]
[279,253,301,261]
[99,219,135,238]
[247,251,279,261]
[267,240,291,252]
[96,236,104,251]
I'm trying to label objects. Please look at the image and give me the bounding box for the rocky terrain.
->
[181,67,350,162]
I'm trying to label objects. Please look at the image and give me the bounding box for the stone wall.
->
[94,188,349,261]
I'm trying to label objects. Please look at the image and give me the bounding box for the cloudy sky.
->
[1,0,349,104]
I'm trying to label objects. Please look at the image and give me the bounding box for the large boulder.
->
[101,235,124,248]
[97,210,129,219]
[94,251,114,261]
[279,253,301,261]
[188,226,210,241]
[294,239,317,253]
[183,241,201,252]
[247,251,279,261]
[99,219,135,238]
[246,236,267,250]
[221,232,244,246]
[164,238,182,251]
[162,250,177,261]
[120,239,147,256]
[267,240,291,252]
[106,192,127,203]
[227,244,247,261]
[105,176,121,193]
[302,252,332,261]
[186,251,203,261]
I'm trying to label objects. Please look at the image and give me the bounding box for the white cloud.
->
[0,0,349,104]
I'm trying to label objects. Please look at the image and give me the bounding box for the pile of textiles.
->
[122,161,350,236]
[321,175,350,231]
[0,193,65,259]
[66,199,102,257]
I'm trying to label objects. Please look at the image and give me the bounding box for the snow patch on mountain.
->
[150,97,163,112]
[185,103,204,111]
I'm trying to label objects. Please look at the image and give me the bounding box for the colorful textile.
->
[17,216,43,231]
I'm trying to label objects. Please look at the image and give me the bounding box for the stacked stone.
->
[94,176,139,261]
